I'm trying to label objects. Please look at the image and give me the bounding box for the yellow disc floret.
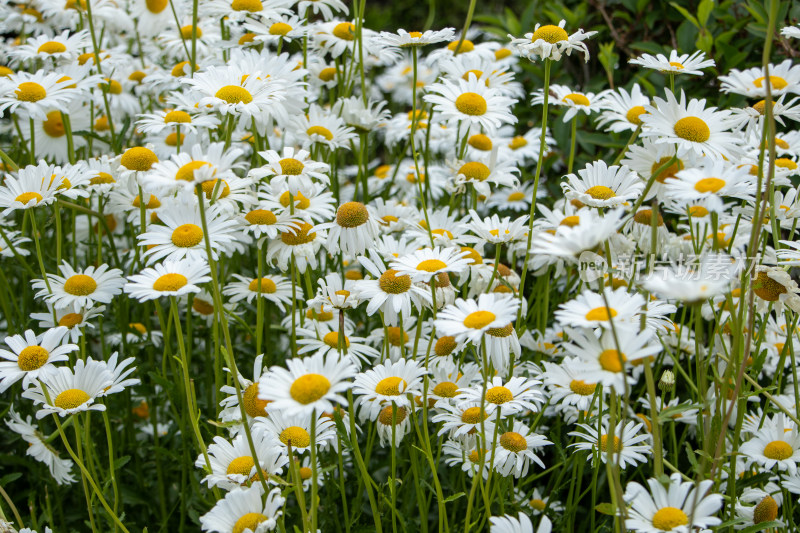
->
[289,373,331,404]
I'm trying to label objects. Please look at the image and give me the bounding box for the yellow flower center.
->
[673,116,710,143]
[63,274,97,296]
[531,25,568,43]
[694,177,725,193]
[0,66,12,77]
[626,105,646,125]
[754,76,788,90]
[763,440,793,460]
[495,48,512,60]
[171,224,203,248]
[322,331,350,349]
[454,92,487,116]
[319,67,337,82]
[242,382,269,418]
[485,385,512,404]
[598,434,622,453]
[753,496,779,525]
[435,336,457,356]
[175,161,212,182]
[432,381,458,398]
[777,158,798,170]
[226,455,254,476]
[278,157,304,175]
[468,133,493,151]
[58,312,83,328]
[121,147,158,171]
[269,22,292,35]
[232,513,268,533]
[289,373,331,404]
[231,0,262,10]
[459,161,491,181]
[15,192,43,205]
[651,156,684,183]
[132,194,161,209]
[17,346,49,371]
[152,273,188,292]
[668,61,684,69]
[447,39,474,52]
[248,277,277,293]
[375,376,407,396]
[569,379,597,396]
[336,201,369,228]
[279,191,311,210]
[563,93,590,106]
[171,61,194,77]
[651,507,689,531]
[145,0,167,12]
[54,388,90,409]
[487,323,514,338]
[598,349,626,372]
[499,431,527,452]
[385,327,409,346]
[378,405,407,425]
[509,136,528,150]
[180,24,202,39]
[215,85,253,104]
[280,222,316,245]
[15,81,47,102]
[585,307,617,321]
[585,185,616,200]
[307,125,333,140]
[416,259,447,272]
[39,110,65,138]
[198,179,230,199]
[462,69,485,82]
[333,22,355,40]
[409,31,423,38]
[463,310,496,329]
[461,406,487,424]
[753,271,788,302]
[38,41,67,55]
[164,110,192,123]
[245,209,277,225]
[529,499,546,511]
[378,269,411,294]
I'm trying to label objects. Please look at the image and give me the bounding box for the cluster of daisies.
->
[3,0,800,530]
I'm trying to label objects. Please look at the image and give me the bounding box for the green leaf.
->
[740,521,783,533]
[697,0,714,27]
[595,503,616,515]
[0,472,22,485]
[443,492,465,503]
[114,455,131,470]
[670,2,700,28]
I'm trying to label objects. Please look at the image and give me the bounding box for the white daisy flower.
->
[640,90,743,160]
[596,83,651,133]
[137,200,242,264]
[256,408,336,453]
[561,160,643,208]
[249,147,330,197]
[508,20,597,62]
[0,327,77,393]
[124,259,211,302]
[623,473,723,533]
[555,287,646,330]
[258,351,356,416]
[352,358,426,420]
[22,358,113,418]
[6,406,76,485]
[569,419,651,469]
[223,273,292,310]
[198,428,288,490]
[435,293,519,346]
[199,486,284,533]
[32,261,124,309]
[351,254,431,326]
[629,49,715,76]
[492,419,551,477]
[424,74,517,134]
